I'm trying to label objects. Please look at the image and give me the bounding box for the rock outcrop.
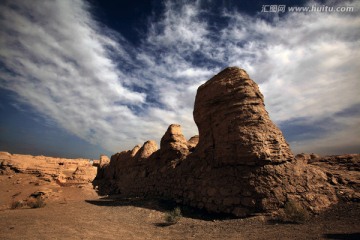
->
[136,140,158,160]
[187,135,199,151]
[194,67,294,166]
[160,124,189,161]
[94,67,342,217]
[306,154,360,202]
[0,152,97,184]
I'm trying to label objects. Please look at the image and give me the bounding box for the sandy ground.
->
[1,173,359,240]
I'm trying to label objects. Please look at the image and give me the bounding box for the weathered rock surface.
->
[306,154,360,202]
[99,155,110,167]
[160,124,189,161]
[187,135,199,152]
[194,67,293,166]
[94,67,346,217]
[0,152,97,184]
[136,140,158,160]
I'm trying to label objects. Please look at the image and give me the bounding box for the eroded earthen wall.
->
[95,67,339,217]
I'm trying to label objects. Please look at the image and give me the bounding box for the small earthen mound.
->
[187,135,199,152]
[160,124,189,161]
[135,140,158,160]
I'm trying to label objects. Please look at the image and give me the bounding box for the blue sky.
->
[0,0,359,159]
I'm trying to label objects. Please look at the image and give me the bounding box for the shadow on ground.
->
[85,195,236,221]
[322,233,360,240]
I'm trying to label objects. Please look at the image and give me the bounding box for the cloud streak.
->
[0,0,359,154]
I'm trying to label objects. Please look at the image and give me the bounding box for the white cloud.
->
[0,0,359,154]
[0,0,147,152]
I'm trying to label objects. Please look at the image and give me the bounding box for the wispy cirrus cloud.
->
[0,0,359,154]
[0,0,148,151]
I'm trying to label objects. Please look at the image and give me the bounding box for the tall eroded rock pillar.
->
[193,67,293,166]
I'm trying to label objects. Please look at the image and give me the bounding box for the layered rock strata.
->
[0,152,97,184]
[95,67,340,217]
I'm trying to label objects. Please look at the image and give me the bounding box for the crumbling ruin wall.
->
[95,67,338,217]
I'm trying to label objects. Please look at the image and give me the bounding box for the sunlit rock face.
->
[160,124,189,161]
[0,152,96,184]
[193,67,294,166]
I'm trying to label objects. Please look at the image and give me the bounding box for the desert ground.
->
[0,171,359,240]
